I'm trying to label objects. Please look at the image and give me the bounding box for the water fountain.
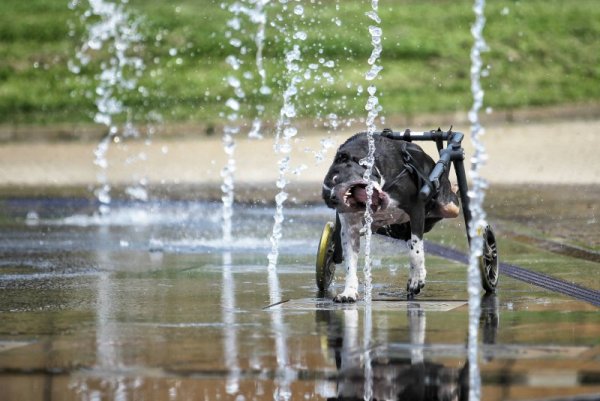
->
[222,0,271,242]
[362,3,383,400]
[69,0,146,216]
[361,0,384,302]
[467,1,489,400]
[266,1,306,270]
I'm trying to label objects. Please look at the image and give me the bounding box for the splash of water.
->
[362,4,382,399]
[69,0,145,216]
[221,124,238,243]
[267,2,304,270]
[361,0,383,305]
[221,1,245,243]
[248,0,271,139]
[221,1,271,242]
[467,1,488,400]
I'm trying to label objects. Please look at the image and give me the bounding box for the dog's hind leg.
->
[436,180,461,218]
[333,213,361,303]
[407,203,426,298]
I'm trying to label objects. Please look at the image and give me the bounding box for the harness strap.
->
[400,142,437,211]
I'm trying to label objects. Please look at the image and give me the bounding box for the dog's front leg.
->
[407,203,426,298]
[334,213,361,303]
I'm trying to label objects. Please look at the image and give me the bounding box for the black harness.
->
[389,141,438,213]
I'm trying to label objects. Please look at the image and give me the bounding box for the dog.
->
[322,132,460,302]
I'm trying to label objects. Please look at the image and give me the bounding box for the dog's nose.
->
[327,189,339,206]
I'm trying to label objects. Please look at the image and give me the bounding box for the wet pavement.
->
[0,188,599,401]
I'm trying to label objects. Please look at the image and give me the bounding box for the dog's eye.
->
[334,152,349,163]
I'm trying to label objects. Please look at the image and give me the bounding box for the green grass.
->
[0,0,599,128]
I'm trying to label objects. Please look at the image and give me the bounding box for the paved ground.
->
[0,199,598,401]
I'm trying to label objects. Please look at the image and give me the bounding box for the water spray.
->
[361,0,383,304]
[467,0,488,400]
[69,0,145,216]
[362,2,383,400]
[221,0,271,242]
[267,1,305,270]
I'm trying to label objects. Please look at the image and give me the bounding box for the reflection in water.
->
[72,225,128,400]
[408,303,425,365]
[221,251,240,394]
[480,293,499,362]
[363,304,373,401]
[316,296,500,400]
[268,266,293,400]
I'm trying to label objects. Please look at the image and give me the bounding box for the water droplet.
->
[365,65,383,80]
[227,76,241,88]
[225,98,240,111]
[25,211,40,225]
[283,127,297,138]
[366,11,381,24]
[293,31,307,41]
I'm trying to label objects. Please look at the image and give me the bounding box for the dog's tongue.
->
[353,186,380,206]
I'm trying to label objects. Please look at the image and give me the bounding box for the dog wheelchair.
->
[315,128,499,294]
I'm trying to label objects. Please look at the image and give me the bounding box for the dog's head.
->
[322,136,390,213]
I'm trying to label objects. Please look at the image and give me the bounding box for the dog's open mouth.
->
[340,181,389,212]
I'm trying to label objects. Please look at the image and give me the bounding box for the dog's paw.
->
[333,289,358,303]
[406,278,425,298]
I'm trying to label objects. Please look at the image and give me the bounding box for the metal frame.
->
[379,127,474,244]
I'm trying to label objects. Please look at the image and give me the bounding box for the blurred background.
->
[1,0,598,134]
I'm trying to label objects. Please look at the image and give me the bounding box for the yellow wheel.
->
[479,225,499,293]
[316,221,337,291]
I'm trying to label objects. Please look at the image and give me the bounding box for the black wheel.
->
[479,225,499,293]
[316,221,337,291]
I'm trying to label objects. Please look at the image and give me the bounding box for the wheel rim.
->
[479,225,499,292]
[316,221,336,291]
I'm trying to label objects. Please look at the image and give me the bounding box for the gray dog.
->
[322,132,460,302]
